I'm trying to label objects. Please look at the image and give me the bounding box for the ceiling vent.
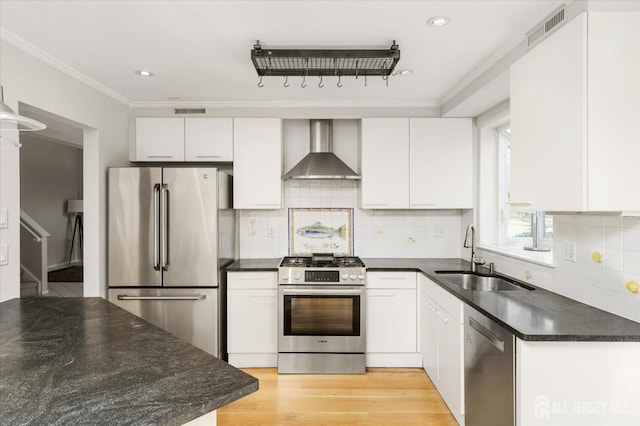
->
[527,5,566,47]
[174,108,206,114]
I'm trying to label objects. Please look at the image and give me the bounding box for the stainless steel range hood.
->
[283,119,361,180]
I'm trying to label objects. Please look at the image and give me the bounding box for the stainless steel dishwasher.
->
[464,305,515,426]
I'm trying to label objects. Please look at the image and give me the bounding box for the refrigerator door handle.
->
[117,294,206,301]
[161,184,170,271]
[153,183,161,271]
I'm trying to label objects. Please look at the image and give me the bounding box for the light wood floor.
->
[217,368,458,426]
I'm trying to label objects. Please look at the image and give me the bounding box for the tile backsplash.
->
[239,180,464,259]
[478,214,640,323]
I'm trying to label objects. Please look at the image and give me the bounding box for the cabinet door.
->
[437,306,463,419]
[135,117,185,161]
[233,118,282,209]
[409,118,472,209]
[227,289,278,353]
[510,14,587,211]
[419,284,439,381]
[366,288,417,353]
[361,118,409,209]
[185,118,233,162]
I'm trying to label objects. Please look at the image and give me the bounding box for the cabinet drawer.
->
[366,272,416,289]
[436,286,463,324]
[227,272,277,290]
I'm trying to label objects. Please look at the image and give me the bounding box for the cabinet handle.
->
[146,155,173,158]
[411,203,436,206]
[507,202,532,206]
[196,155,223,158]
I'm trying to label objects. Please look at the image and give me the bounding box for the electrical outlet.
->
[267,226,276,238]
[0,245,8,266]
[562,242,576,262]
[433,226,446,237]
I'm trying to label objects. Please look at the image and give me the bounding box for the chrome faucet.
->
[463,224,484,273]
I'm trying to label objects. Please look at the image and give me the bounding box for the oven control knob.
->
[281,275,289,281]
[349,274,357,280]
[357,274,366,280]
[294,272,302,280]
[342,274,349,280]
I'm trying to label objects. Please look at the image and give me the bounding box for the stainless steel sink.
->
[435,271,534,292]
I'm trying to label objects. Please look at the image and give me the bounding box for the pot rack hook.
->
[318,75,324,88]
[383,74,389,88]
[337,74,343,88]
[284,75,289,88]
[301,75,307,88]
[364,73,368,87]
[258,75,264,88]
[355,60,359,80]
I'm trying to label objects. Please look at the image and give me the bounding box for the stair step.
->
[20,281,39,297]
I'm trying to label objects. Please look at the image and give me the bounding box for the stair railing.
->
[19,209,50,295]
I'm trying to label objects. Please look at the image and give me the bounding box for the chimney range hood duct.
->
[283,120,361,180]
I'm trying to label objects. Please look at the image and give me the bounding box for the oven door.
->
[279,285,365,353]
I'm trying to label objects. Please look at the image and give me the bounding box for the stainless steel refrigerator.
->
[107,167,235,359]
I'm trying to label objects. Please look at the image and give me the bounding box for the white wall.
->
[20,135,83,271]
[478,214,640,323]
[0,39,129,301]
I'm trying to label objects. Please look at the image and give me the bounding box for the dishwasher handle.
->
[117,295,206,301]
[468,316,504,352]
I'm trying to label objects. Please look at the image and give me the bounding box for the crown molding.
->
[0,27,131,106]
[129,99,440,109]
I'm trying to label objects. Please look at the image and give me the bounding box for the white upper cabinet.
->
[410,118,472,209]
[361,118,410,209]
[184,118,233,161]
[135,117,185,161]
[510,12,640,212]
[233,118,283,209]
[361,118,472,209]
[134,117,233,162]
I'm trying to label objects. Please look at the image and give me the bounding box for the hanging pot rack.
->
[251,40,400,78]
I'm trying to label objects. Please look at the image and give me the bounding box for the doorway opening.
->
[18,105,84,297]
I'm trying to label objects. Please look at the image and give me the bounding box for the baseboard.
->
[366,353,423,368]
[228,353,277,368]
[48,261,83,272]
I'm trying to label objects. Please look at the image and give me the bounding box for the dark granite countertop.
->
[363,258,640,342]
[0,297,258,426]
[226,258,281,271]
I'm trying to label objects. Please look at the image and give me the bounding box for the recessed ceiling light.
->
[427,16,451,27]
[393,69,413,76]
[135,70,154,77]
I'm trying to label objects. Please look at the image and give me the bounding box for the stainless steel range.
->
[278,253,366,374]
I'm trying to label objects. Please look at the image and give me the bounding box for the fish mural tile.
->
[289,208,353,256]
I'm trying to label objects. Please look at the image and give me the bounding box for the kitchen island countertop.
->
[225,258,280,271]
[0,297,258,426]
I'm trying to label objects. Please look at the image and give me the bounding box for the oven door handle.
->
[280,288,364,296]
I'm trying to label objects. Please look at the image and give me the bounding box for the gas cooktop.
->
[280,253,365,268]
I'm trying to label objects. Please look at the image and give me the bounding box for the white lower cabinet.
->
[227,271,278,367]
[419,274,464,425]
[365,272,421,367]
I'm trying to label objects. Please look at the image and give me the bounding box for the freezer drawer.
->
[108,288,219,357]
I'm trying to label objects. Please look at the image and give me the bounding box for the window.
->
[479,119,553,254]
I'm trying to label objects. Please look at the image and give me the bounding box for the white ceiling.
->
[0,0,564,108]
